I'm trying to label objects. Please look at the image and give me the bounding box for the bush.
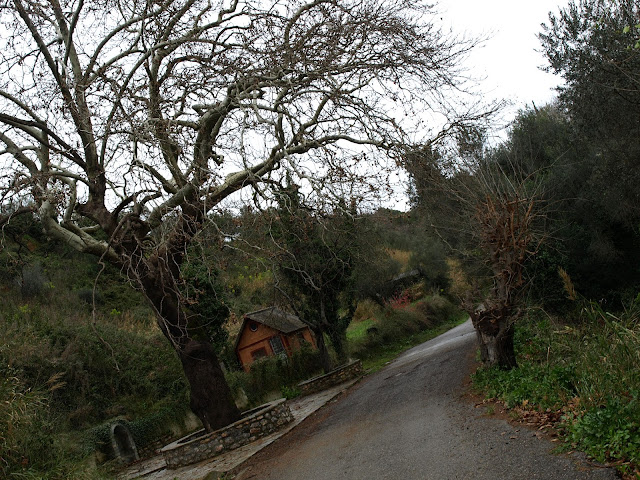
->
[563,395,640,467]
[349,293,460,359]
[226,346,323,407]
[76,287,104,306]
[18,262,50,299]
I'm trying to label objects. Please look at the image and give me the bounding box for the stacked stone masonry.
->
[298,360,363,396]
[161,399,293,469]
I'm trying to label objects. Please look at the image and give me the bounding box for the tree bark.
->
[139,254,241,432]
[471,310,517,370]
[328,328,348,366]
[179,339,241,432]
[312,326,333,373]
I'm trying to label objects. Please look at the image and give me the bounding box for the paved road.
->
[232,320,617,480]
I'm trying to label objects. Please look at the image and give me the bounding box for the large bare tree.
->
[0,0,479,430]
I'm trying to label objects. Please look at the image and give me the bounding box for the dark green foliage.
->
[473,363,576,410]
[408,237,450,292]
[563,395,640,468]
[350,245,402,305]
[18,262,50,298]
[530,0,640,305]
[540,0,640,156]
[1,302,188,424]
[270,184,361,368]
[0,228,151,319]
[181,252,230,353]
[0,295,189,477]
[225,345,322,407]
[487,104,640,308]
[84,402,188,457]
[77,287,104,306]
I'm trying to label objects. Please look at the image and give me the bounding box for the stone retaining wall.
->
[298,360,363,396]
[161,399,293,469]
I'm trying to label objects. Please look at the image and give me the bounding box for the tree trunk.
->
[312,327,333,373]
[328,328,348,366]
[140,262,241,432]
[179,339,241,432]
[471,309,517,370]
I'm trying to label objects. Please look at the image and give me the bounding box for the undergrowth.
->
[225,345,323,408]
[0,295,188,479]
[472,300,640,477]
[348,293,466,372]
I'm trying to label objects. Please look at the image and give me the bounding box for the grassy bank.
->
[347,294,467,372]
[472,302,640,478]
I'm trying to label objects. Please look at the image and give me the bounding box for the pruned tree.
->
[405,131,543,369]
[0,0,481,429]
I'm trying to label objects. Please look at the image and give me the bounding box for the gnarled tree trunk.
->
[137,244,241,432]
[471,307,517,369]
[179,339,240,432]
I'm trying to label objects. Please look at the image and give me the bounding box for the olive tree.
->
[0,0,478,430]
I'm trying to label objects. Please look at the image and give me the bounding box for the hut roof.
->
[242,307,306,333]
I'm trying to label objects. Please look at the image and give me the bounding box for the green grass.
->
[346,318,376,341]
[357,316,467,372]
[347,294,467,373]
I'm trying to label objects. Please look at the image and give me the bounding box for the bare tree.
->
[0,0,480,429]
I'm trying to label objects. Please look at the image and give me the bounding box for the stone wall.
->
[161,399,293,469]
[298,360,363,396]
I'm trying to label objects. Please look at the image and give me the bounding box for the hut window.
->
[251,348,267,361]
[269,336,286,357]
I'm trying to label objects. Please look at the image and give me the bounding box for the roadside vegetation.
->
[0,210,465,478]
[462,1,640,476]
[348,294,466,372]
[473,299,640,478]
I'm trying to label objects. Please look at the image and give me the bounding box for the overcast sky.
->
[437,0,567,134]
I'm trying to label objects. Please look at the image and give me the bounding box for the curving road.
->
[232,320,617,480]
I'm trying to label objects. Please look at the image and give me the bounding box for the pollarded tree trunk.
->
[471,306,517,369]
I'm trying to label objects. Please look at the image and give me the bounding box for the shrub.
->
[225,346,323,407]
[563,395,640,467]
[472,299,640,474]
[349,294,460,359]
[18,262,50,299]
[76,287,104,306]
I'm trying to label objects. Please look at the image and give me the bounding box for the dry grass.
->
[385,249,412,269]
[446,257,471,299]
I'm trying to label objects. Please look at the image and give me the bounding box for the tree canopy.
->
[0,0,481,430]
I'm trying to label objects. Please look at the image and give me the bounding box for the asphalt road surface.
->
[232,320,617,480]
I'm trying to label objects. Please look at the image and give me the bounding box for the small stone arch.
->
[110,423,139,464]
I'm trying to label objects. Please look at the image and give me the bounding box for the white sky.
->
[437,0,567,135]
